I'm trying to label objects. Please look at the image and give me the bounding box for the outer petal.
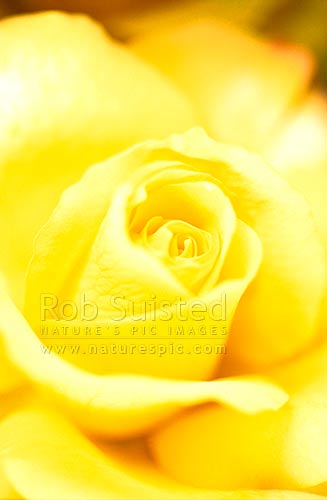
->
[149,343,327,491]
[15,0,290,31]
[131,20,314,151]
[0,389,26,420]
[0,286,287,438]
[0,353,22,397]
[0,11,196,303]
[264,92,327,341]
[0,404,323,500]
[0,278,23,396]
[0,469,20,500]
[12,0,169,17]
[103,0,290,40]
[265,92,327,248]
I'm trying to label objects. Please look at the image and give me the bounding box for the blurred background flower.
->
[2,0,326,85]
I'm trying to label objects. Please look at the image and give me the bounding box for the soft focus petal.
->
[265,92,327,248]
[0,286,288,439]
[13,0,291,33]
[0,386,34,422]
[264,92,327,340]
[0,404,323,500]
[0,469,20,500]
[265,0,327,86]
[131,20,314,151]
[11,0,169,17]
[0,357,22,398]
[0,382,40,500]
[0,11,196,303]
[0,345,23,398]
[149,343,327,491]
[0,277,23,396]
[104,0,290,40]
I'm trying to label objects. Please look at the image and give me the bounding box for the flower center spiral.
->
[142,216,212,261]
[127,176,234,293]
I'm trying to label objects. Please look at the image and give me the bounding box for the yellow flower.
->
[23,127,265,380]
[0,10,326,500]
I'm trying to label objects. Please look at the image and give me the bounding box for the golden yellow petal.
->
[0,11,196,303]
[1,404,321,500]
[265,92,327,249]
[149,344,327,491]
[0,284,288,439]
[131,20,314,150]
[104,0,290,40]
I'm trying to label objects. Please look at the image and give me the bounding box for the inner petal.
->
[129,177,236,293]
[142,217,211,260]
[174,234,196,258]
[136,215,215,292]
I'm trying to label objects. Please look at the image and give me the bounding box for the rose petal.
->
[162,130,324,371]
[264,92,327,343]
[72,168,237,307]
[123,172,236,294]
[149,344,327,490]
[0,353,22,397]
[0,468,20,500]
[265,92,327,249]
[105,0,290,40]
[25,217,259,380]
[131,20,314,150]
[0,11,196,303]
[0,404,322,500]
[0,284,288,438]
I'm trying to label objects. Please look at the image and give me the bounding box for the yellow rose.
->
[0,9,326,500]
[1,126,325,497]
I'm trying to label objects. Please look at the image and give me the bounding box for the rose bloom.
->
[0,9,326,500]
